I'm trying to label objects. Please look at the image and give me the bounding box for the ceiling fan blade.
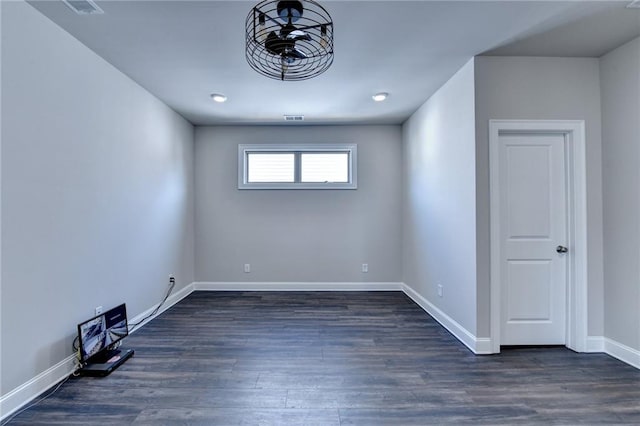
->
[285,47,307,60]
[265,31,286,55]
[286,29,311,41]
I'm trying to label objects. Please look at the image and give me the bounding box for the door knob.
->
[556,245,568,254]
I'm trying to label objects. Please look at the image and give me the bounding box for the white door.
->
[497,132,568,345]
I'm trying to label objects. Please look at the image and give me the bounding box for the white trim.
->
[4,280,488,420]
[194,282,402,292]
[474,338,493,354]
[0,282,196,422]
[0,355,76,421]
[604,338,640,370]
[402,283,492,354]
[127,283,194,331]
[586,336,605,353]
[195,282,495,353]
[4,283,638,420]
[489,120,588,354]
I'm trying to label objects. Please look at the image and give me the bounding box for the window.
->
[238,144,357,189]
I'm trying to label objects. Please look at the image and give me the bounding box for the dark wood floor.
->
[6,291,640,425]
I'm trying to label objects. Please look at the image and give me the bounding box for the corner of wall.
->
[401,58,479,338]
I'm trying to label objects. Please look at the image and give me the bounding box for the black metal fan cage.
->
[246,0,334,81]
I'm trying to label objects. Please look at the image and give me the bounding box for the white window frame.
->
[238,144,358,190]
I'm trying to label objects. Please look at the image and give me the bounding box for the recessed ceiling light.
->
[210,93,227,103]
[372,92,388,102]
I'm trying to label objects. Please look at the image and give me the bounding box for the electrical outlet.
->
[437,284,443,298]
[244,263,251,273]
[95,306,103,315]
[362,263,369,273]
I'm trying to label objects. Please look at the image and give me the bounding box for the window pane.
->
[301,152,349,183]
[247,153,295,182]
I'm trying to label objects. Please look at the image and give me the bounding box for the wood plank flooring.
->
[5,291,640,425]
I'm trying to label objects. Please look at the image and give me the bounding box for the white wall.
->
[402,59,478,335]
[600,37,640,351]
[194,125,402,283]
[474,56,604,338]
[1,1,195,395]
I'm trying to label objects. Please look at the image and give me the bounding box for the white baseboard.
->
[5,282,637,421]
[0,355,76,421]
[186,281,493,354]
[128,282,194,332]
[573,336,639,370]
[0,282,196,422]
[603,337,640,370]
[401,283,492,354]
[193,281,403,292]
[193,281,493,353]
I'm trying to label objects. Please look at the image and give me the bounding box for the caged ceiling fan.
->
[245,0,334,81]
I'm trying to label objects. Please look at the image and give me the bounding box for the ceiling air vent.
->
[284,115,305,122]
[63,0,104,15]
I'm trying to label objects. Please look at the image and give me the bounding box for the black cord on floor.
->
[128,277,175,332]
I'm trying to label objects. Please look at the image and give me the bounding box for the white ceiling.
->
[28,0,640,126]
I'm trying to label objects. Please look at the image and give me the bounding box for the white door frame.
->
[489,120,588,353]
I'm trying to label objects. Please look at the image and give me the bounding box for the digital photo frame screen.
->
[78,303,128,363]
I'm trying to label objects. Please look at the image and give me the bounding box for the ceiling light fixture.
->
[245,0,334,81]
[372,92,389,102]
[62,0,104,15]
[210,93,227,103]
